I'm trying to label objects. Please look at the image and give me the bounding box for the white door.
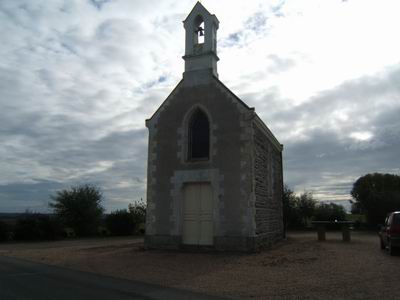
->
[182,183,213,246]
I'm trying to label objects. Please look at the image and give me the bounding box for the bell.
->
[196,26,204,36]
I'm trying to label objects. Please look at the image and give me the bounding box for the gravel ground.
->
[1,231,399,299]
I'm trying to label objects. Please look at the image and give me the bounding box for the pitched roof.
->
[183,2,219,24]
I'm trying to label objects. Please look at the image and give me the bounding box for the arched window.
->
[188,109,210,160]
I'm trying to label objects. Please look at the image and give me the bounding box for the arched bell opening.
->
[194,15,205,45]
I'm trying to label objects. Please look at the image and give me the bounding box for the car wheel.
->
[380,238,385,250]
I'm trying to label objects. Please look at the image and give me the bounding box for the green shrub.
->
[14,217,40,241]
[346,214,367,230]
[63,227,76,238]
[106,210,135,236]
[283,186,316,229]
[313,203,346,222]
[313,203,347,230]
[97,226,110,236]
[105,201,147,236]
[0,221,10,242]
[137,222,145,235]
[128,200,146,234]
[13,215,63,241]
[39,216,64,240]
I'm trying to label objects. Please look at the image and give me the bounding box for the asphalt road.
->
[0,256,228,300]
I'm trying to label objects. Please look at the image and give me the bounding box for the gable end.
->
[145,79,183,129]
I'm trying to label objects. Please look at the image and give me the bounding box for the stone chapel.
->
[145,2,284,251]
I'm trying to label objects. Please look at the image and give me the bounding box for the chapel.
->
[145,2,284,251]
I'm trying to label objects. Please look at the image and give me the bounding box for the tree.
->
[350,199,363,215]
[313,203,346,222]
[297,191,316,226]
[128,200,146,234]
[351,173,400,225]
[282,185,299,230]
[282,187,316,229]
[49,184,104,236]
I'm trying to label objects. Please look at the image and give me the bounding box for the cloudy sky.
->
[1,0,399,213]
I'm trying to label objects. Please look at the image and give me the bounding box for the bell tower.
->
[182,2,219,80]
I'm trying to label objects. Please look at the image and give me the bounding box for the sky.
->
[0,0,399,213]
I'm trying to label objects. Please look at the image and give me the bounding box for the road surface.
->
[0,256,228,300]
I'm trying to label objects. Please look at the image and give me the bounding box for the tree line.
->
[1,172,398,242]
[283,186,347,230]
[0,184,146,242]
[283,172,400,230]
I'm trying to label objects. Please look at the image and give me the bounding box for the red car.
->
[379,211,400,255]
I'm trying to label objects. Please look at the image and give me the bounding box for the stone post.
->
[317,225,326,241]
[341,224,351,242]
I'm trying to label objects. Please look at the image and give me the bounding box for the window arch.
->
[188,109,210,160]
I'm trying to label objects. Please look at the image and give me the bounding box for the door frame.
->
[181,181,215,246]
[169,169,222,243]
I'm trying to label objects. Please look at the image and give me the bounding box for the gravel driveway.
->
[1,232,399,299]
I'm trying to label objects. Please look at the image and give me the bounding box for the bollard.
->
[342,225,351,242]
[317,225,326,241]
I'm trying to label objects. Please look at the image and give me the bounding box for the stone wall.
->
[253,124,283,248]
[145,77,255,251]
[145,74,283,252]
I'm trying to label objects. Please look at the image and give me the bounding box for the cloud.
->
[0,126,148,211]
[0,180,64,213]
[263,65,400,200]
[245,11,268,33]
[89,0,113,11]
[267,54,295,73]
[0,0,399,212]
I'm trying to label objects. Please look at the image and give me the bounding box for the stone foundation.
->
[145,234,282,252]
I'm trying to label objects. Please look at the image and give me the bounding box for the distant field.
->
[1,232,399,299]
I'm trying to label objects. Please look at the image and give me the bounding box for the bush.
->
[105,201,147,236]
[97,226,110,236]
[283,186,316,229]
[313,203,347,230]
[63,227,76,238]
[13,214,63,241]
[106,210,135,236]
[347,214,367,230]
[0,221,10,242]
[49,184,104,236]
[39,216,64,240]
[128,200,146,234]
[137,222,145,235]
[313,203,346,222]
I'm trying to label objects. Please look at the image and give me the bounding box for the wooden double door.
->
[182,183,214,246]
